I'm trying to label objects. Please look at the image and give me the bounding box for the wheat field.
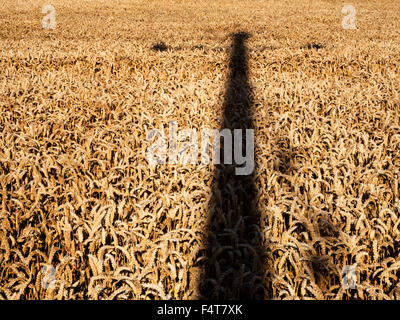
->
[0,0,400,300]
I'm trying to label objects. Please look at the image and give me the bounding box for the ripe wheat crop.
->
[0,0,399,300]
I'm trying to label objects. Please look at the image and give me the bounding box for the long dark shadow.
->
[199,32,268,299]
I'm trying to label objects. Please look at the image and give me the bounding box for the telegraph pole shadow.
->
[199,32,269,299]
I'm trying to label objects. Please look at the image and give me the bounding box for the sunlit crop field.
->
[0,0,400,299]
